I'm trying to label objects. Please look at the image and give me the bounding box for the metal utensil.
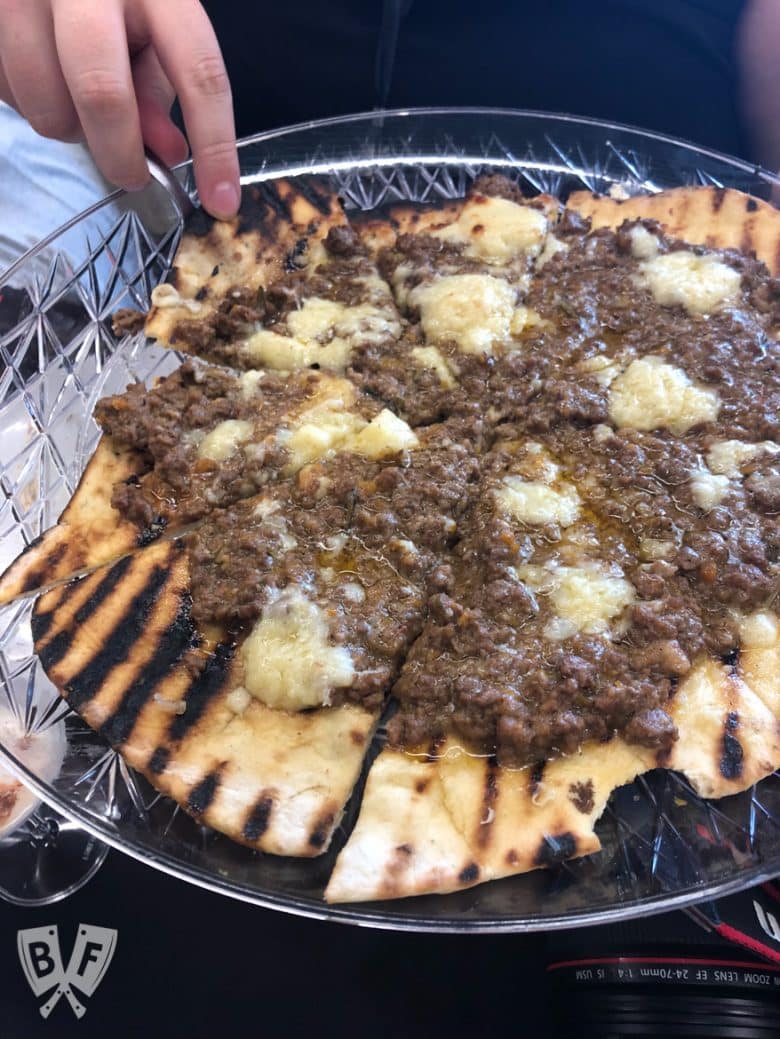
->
[145,150,195,219]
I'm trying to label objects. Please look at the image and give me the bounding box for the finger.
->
[132,46,189,167]
[146,0,239,218]
[0,0,79,140]
[53,0,149,191]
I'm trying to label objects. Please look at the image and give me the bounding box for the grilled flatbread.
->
[32,538,379,855]
[12,174,780,904]
[566,186,780,275]
[327,644,780,901]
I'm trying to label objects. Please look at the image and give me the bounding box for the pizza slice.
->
[0,361,421,606]
[30,415,484,855]
[144,176,346,350]
[145,181,403,376]
[326,418,780,901]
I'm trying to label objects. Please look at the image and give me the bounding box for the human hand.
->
[0,0,240,219]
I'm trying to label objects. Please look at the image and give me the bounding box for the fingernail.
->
[209,180,240,219]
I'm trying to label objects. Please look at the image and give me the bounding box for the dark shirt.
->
[204,0,750,159]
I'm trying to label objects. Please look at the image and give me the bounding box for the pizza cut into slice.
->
[326,419,780,901]
[144,176,347,350]
[146,182,404,376]
[0,360,422,606]
[30,413,484,855]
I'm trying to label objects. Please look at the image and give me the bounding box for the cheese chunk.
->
[706,439,779,477]
[738,610,779,648]
[350,409,418,458]
[497,475,581,527]
[608,356,720,434]
[432,196,548,264]
[410,346,457,389]
[197,419,254,462]
[150,283,204,314]
[240,589,355,709]
[244,295,400,371]
[239,369,266,397]
[410,274,516,355]
[578,354,623,387]
[689,466,731,511]
[518,562,635,640]
[628,225,660,260]
[535,234,568,269]
[636,250,741,314]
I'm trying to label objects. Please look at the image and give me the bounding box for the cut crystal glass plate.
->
[1,109,779,931]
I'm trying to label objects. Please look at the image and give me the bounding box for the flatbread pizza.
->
[5,173,780,904]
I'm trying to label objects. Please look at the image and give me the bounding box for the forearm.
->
[738,0,780,171]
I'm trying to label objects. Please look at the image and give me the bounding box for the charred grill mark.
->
[295,178,334,216]
[308,808,336,850]
[720,710,744,780]
[99,596,197,747]
[569,780,595,814]
[741,226,756,257]
[137,519,167,548]
[256,183,292,222]
[414,778,430,794]
[477,763,498,848]
[747,197,759,212]
[20,541,68,593]
[148,746,170,775]
[506,849,518,866]
[56,564,170,709]
[458,862,480,883]
[529,760,545,797]
[242,795,274,841]
[167,642,235,741]
[194,286,208,302]
[534,832,577,867]
[73,555,135,627]
[721,647,740,671]
[425,735,446,762]
[397,843,413,856]
[712,188,726,212]
[183,209,217,238]
[349,728,366,747]
[187,767,222,816]
[33,554,133,656]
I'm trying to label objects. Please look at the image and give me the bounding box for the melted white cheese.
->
[409,274,518,355]
[244,294,400,371]
[518,562,635,640]
[608,356,720,434]
[197,419,254,462]
[535,234,568,269]
[636,250,741,314]
[496,474,581,527]
[410,346,458,388]
[738,610,779,648]
[510,305,550,336]
[706,439,780,477]
[240,589,354,709]
[628,225,660,260]
[432,196,548,263]
[689,465,732,511]
[150,283,204,313]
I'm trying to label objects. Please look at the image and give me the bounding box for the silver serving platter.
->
[1,109,779,932]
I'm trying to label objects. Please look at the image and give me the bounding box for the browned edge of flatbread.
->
[32,537,378,857]
[325,635,780,902]
[0,437,148,607]
[145,176,348,349]
[567,186,780,275]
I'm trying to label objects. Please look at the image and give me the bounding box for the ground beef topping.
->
[103,176,780,764]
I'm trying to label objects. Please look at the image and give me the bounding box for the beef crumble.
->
[101,178,780,767]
